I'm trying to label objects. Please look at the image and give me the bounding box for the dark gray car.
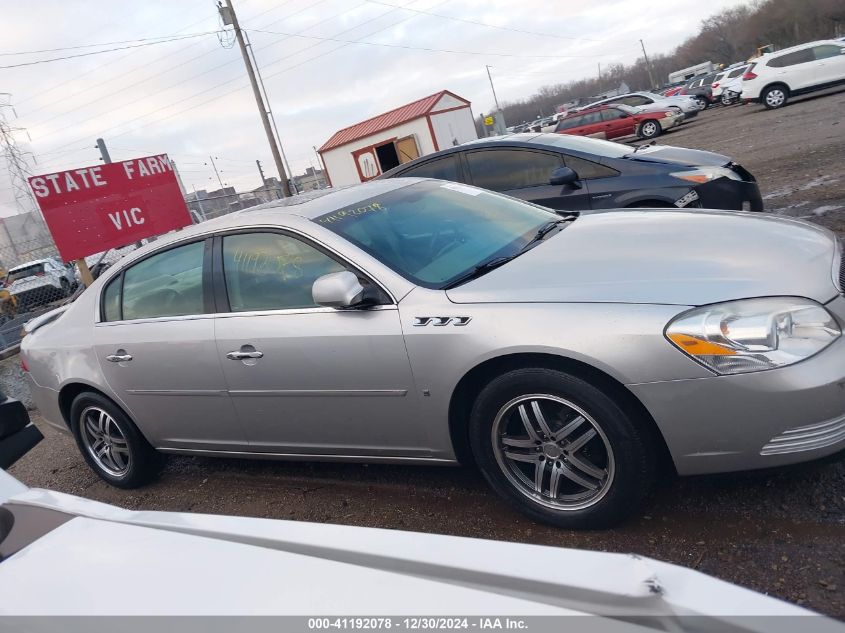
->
[379,133,763,212]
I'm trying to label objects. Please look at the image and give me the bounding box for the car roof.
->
[8,259,51,271]
[761,39,841,57]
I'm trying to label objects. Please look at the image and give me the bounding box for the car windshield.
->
[6,263,45,282]
[313,180,558,289]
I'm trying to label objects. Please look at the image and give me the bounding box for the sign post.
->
[28,154,192,283]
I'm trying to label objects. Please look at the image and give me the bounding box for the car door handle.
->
[105,353,133,363]
[226,350,264,360]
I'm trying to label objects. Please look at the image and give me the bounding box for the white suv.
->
[741,39,845,109]
[3,258,76,312]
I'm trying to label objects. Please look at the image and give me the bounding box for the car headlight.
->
[670,166,741,184]
[665,297,840,375]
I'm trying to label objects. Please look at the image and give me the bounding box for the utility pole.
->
[597,63,602,90]
[485,65,501,111]
[219,0,290,197]
[208,155,225,190]
[256,159,266,185]
[96,137,112,164]
[640,39,657,90]
[245,31,296,195]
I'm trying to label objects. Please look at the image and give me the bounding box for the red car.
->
[554,104,680,141]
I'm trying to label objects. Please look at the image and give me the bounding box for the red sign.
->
[28,154,192,262]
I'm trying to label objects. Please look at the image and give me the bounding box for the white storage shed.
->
[318,91,477,187]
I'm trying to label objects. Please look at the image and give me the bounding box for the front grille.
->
[839,246,845,293]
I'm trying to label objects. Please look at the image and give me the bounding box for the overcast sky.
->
[0,0,750,217]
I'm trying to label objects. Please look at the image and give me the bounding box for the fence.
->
[0,234,135,352]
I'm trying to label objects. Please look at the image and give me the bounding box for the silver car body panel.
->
[20,178,845,474]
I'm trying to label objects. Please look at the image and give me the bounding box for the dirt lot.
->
[8,91,845,616]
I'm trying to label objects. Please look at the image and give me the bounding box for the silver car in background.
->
[580,91,703,120]
[21,179,845,528]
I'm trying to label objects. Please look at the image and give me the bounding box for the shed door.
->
[396,136,420,164]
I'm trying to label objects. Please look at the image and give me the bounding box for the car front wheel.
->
[637,120,661,139]
[70,392,161,488]
[762,85,788,109]
[469,368,656,529]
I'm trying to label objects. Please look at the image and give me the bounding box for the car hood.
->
[446,211,838,306]
[6,277,51,293]
[0,472,815,618]
[623,144,730,167]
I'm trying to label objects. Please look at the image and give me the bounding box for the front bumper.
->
[629,296,845,475]
[695,177,764,212]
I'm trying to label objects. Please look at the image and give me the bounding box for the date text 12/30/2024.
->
[308,618,528,630]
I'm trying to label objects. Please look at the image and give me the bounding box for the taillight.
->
[712,82,720,89]
[35,272,45,277]
[20,356,28,372]
[743,64,757,81]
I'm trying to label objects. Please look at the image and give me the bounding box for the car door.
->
[559,154,622,210]
[212,230,424,456]
[768,48,816,89]
[600,108,636,140]
[93,239,247,451]
[464,148,592,211]
[574,111,605,138]
[811,43,845,85]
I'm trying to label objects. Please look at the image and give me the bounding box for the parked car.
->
[3,258,76,312]
[22,178,841,529]
[380,134,762,212]
[0,470,820,620]
[0,390,40,469]
[741,39,845,109]
[579,91,702,120]
[681,74,717,107]
[717,65,750,105]
[554,104,681,140]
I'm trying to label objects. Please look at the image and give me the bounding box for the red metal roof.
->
[318,90,469,153]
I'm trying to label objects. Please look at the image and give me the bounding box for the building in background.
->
[318,90,477,187]
[251,177,284,203]
[293,167,327,192]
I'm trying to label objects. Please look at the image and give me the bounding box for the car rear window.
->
[7,264,44,282]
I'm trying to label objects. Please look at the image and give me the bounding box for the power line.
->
[0,32,223,57]
[365,0,600,42]
[0,32,220,70]
[20,0,340,129]
[36,1,409,154]
[248,27,624,59]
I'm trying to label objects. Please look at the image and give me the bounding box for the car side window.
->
[812,45,843,61]
[727,67,745,78]
[579,111,602,125]
[625,96,650,106]
[465,150,563,192]
[601,109,626,121]
[563,155,619,180]
[221,232,346,312]
[399,155,460,181]
[102,276,122,322]
[555,115,583,131]
[768,49,814,67]
[119,241,205,321]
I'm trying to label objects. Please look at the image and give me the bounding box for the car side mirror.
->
[312,271,373,309]
[550,166,580,187]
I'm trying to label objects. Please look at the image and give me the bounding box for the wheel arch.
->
[58,382,125,430]
[447,352,675,474]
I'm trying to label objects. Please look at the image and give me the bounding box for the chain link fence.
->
[0,231,138,352]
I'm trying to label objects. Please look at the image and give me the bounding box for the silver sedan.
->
[21,179,845,528]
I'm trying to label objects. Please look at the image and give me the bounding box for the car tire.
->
[637,120,661,139]
[694,96,708,109]
[762,84,788,109]
[70,392,162,488]
[721,93,733,106]
[469,368,656,529]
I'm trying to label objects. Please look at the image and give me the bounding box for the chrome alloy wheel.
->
[80,406,131,476]
[641,121,658,137]
[491,395,615,511]
[765,89,785,108]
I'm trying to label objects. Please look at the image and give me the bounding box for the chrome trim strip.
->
[125,389,228,396]
[156,447,454,465]
[761,413,845,455]
[96,314,214,327]
[228,389,408,397]
[215,304,397,319]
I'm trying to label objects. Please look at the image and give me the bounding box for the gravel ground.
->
[7,91,845,616]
